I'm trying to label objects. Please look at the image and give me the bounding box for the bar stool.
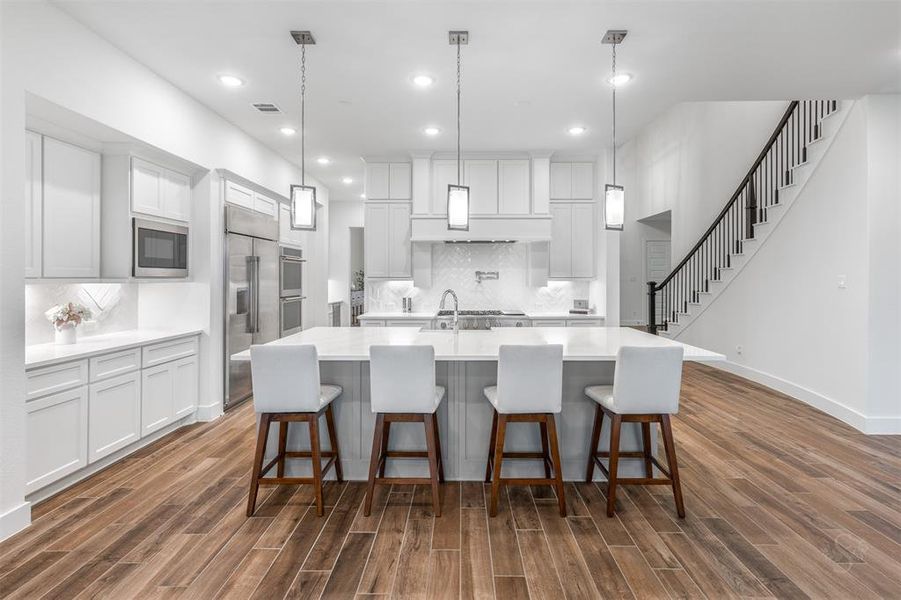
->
[484,344,566,517]
[247,344,343,517]
[584,345,685,518]
[364,345,445,517]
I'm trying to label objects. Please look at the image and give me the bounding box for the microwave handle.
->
[246,255,260,333]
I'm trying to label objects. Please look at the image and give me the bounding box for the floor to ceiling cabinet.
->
[364,202,412,279]
[549,201,595,279]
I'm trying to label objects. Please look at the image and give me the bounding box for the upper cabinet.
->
[498,159,530,215]
[550,162,594,200]
[224,179,278,219]
[425,158,533,218]
[365,202,411,279]
[41,137,101,279]
[431,159,457,215]
[549,201,595,279]
[131,157,191,222]
[25,131,43,278]
[464,160,499,215]
[365,162,411,200]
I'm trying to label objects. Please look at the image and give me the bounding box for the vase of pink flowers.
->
[45,302,92,345]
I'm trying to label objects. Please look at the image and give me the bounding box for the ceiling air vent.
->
[251,103,282,114]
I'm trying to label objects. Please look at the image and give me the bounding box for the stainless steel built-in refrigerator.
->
[225,205,280,409]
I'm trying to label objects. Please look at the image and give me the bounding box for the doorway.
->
[349,227,364,326]
[645,240,671,324]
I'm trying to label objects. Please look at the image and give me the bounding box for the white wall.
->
[0,1,329,539]
[676,98,901,434]
[328,201,364,325]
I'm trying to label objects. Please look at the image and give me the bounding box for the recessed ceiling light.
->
[423,126,441,136]
[412,74,434,88]
[342,177,354,184]
[608,73,632,87]
[360,193,366,199]
[568,126,587,136]
[218,74,244,88]
[316,157,330,165]
[280,127,296,136]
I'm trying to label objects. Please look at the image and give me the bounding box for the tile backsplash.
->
[366,243,590,313]
[26,283,138,344]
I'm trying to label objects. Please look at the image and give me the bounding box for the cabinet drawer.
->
[567,319,604,327]
[385,320,431,328]
[90,348,141,382]
[142,336,198,368]
[531,319,567,327]
[359,320,384,327]
[26,360,89,401]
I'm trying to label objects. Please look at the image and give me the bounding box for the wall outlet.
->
[735,344,743,355]
[837,275,847,289]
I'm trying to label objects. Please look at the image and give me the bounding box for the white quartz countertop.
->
[358,312,438,319]
[357,311,605,320]
[26,329,204,369]
[232,326,724,362]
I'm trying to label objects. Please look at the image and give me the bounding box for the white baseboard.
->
[0,501,31,543]
[706,360,900,435]
[195,401,223,422]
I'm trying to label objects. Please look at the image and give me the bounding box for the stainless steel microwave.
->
[133,218,189,277]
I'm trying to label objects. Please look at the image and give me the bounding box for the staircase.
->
[648,100,848,337]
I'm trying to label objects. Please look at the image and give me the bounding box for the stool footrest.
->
[592,455,672,480]
[285,451,337,458]
[495,477,559,486]
[383,450,430,459]
[373,476,433,486]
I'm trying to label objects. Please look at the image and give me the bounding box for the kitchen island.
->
[233,327,724,480]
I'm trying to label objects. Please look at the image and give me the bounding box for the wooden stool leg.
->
[378,421,391,478]
[586,404,603,483]
[545,414,567,517]
[424,414,442,517]
[606,415,623,518]
[247,414,271,517]
[488,415,507,517]
[660,415,685,518]
[325,404,343,482]
[641,422,653,478]
[540,421,552,479]
[277,421,288,478]
[485,409,498,483]
[432,413,445,483]
[309,415,324,517]
[364,414,384,517]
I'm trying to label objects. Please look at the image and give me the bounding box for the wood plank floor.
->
[2,363,899,599]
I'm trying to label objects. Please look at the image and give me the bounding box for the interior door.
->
[253,238,280,345]
[646,240,672,323]
[227,234,253,407]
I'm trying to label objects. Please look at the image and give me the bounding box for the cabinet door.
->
[172,356,198,419]
[131,157,166,217]
[26,386,88,494]
[498,159,530,215]
[570,203,595,277]
[42,137,101,278]
[388,203,412,278]
[549,203,573,278]
[25,131,42,278]
[549,163,572,199]
[571,163,594,199]
[388,163,412,200]
[364,203,390,278]
[164,169,192,222]
[88,372,141,462]
[253,192,278,219]
[225,180,255,210]
[141,363,174,436]
[464,160,498,214]
[365,164,390,200]
[431,159,458,215]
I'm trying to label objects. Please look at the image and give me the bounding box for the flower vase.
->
[55,325,77,345]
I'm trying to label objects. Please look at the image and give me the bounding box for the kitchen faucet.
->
[438,289,459,334]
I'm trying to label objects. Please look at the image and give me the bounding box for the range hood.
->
[410,214,551,243]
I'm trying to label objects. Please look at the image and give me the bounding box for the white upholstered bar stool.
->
[365,345,446,517]
[248,344,343,517]
[584,345,685,518]
[484,344,566,517]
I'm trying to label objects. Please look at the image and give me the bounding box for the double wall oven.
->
[279,247,305,337]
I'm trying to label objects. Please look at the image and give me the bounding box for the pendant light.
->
[290,30,317,231]
[603,30,627,231]
[447,30,470,231]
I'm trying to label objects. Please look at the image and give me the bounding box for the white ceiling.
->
[54,0,900,202]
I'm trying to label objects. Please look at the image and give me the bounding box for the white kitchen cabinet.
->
[389,163,412,200]
[172,356,198,419]
[359,320,384,327]
[253,191,279,218]
[431,159,458,215]
[26,386,88,494]
[498,159,530,215]
[88,372,141,462]
[531,319,568,327]
[225,180,255,211]
[131,158,192,222]
[366,163,390,199]
[464,160,498,215]
[25,131,43,278]
[141,363,174,436]
[550,162,594,200]
[385,320,432,328]
[42,137,101,278]
[549,202,595,279]
[279,203,304,247]
[567,319,604,326]
[365,202,412,279]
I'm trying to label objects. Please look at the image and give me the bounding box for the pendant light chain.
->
[456,38,462,185]
[612,42,617,185]
[301,41,307,186]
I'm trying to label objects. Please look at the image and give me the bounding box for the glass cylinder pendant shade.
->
[604,184,624,231]
[447,184,470,231]
[290,184,317,231]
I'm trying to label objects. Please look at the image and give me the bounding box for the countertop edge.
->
[26,329,205,370]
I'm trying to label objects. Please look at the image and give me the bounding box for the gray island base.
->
[232,327,725,481]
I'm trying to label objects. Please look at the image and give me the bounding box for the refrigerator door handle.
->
[246,255,261,333]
